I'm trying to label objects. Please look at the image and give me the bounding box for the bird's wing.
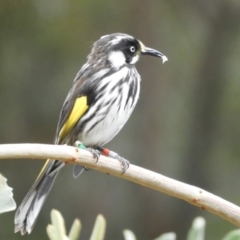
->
[58,96,89,142]
[54,65,112,144]
[36,71,94,178]
[54,72,95,144]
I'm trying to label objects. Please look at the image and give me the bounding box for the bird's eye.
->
[130,46,135,53]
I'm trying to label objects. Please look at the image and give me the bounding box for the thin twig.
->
[0,143,240,227]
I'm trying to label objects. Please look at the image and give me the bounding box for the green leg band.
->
[75,141,86,149]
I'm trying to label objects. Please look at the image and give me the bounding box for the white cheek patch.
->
[130,54,140,64]
[108,51,126,69]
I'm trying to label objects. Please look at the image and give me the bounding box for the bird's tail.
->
[14,160,63,235]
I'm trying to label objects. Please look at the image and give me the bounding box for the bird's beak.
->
[141,44,168,64]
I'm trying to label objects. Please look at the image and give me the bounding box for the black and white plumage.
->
[14,33,167,235]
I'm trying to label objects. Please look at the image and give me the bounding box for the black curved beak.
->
[141,46,168,63]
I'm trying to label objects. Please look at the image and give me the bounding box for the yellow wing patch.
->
[35,97,88,182]
[36,159,51,181]
[59,96,89,141]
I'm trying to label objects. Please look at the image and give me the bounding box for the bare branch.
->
[0,143,240,227]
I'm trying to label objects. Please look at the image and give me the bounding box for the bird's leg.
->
[75,141,100,162]
[75,141,130,173]
[96,146,130,173]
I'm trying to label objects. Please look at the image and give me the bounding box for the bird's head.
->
[88,33,168,70]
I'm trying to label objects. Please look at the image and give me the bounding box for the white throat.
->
[130,54,139,64]
[108,51,125,70]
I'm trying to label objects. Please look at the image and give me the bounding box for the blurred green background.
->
[1,0,240,239]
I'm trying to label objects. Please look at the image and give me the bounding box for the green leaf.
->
[222,229,240,240]
[186,216,205,240]
[89,214,106,240]
[0,174,16,214]
[123,229,137,240]
[68,219,81,240]
[47,224,58,240]
[46,209,69,240]
[154,232,176,240]
[50,209,67,240]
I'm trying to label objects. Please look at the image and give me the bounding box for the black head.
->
[88,33,167,69]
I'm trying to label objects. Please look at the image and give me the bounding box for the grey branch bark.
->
[0,143,240,227]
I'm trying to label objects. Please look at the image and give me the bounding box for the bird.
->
[14,33,168,235]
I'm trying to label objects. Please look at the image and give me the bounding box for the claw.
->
[75,141,100,162]
[75,142,130,173]
[115,155,130,174]
[86,148,100,163]
[99,147,130,174]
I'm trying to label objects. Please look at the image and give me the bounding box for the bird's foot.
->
[97,147,130,174]
[75,141,130,173]
[86,148,101,162]
[75,141,100,162]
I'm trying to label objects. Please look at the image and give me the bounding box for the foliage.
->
[47,212,240,240]
[0,174,16,214]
